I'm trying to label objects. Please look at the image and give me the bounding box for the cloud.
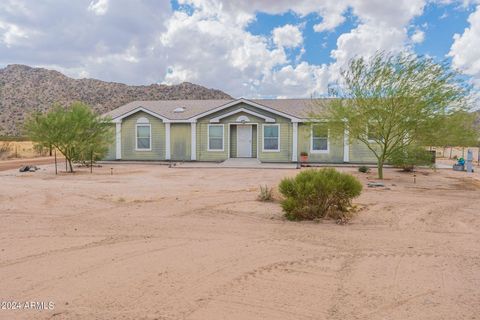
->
[5,0,471,98]
[272,24,303,48]
[411,29,425,43]
[87,0,109,16]
[449,5,480,83]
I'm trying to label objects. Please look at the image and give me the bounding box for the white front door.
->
[237,125,252,157]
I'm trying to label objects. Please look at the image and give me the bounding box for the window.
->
[208,124,224,151]
[263,124,279,152]
[311,124,328,153]
[136,117,151,151]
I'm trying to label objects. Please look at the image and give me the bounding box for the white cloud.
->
[272,24,303,48]
[411,29,425,43]
[87,0,109,16]
[449,5,480,83]
[6,0,472,98]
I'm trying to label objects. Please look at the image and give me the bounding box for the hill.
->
[0,64,231,136]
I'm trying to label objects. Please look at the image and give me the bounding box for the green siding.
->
[258,121,291,162]
[196,103,292,162]
[104,124,116,160]
[121,111,165,160]
[170,123,191,161]
[252,126,257,158]
[196,122,228,161]
[230,125,237,157]
[349,141,378,163]
[228,124,257,158]
[297,123,344,163]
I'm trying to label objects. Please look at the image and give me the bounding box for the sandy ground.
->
[0,156,57,172]
[0,163,479,320]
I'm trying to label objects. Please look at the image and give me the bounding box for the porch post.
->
[115,121,122,160]
[292,122,298,162]
[343,127,350,163]
[165,122,171,160]
[191,122,197,161]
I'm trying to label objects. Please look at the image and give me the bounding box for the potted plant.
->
[300,151,308,163]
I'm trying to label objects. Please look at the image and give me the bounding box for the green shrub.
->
[389,145,434,172]
[258,185,273,201]
[279,168,362,221]
[358,165,370,173]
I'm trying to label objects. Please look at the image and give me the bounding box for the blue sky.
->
[1,0,479,99]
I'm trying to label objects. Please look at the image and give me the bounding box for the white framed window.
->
[310,124,329,153]
[262,124,280,152]
[136,117,151,151]
[208,124,224,151]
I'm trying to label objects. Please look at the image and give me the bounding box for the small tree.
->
[320,51,473,179]
[24,102,112,172]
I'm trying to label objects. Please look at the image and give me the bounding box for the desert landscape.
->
[0,163,479,320]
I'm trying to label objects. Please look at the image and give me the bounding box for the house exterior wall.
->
[121,111,165,160]
[104,100,379,164]
[170,123,191,161]
[229,124,258,158]
[297,123,344,163]
[196,103,292,162]
[104,124,116,160]
[349,141,378,163]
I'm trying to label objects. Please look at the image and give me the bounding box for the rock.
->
[19,165,29,172]
[367,182,385,188]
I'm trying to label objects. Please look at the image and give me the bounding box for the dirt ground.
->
[0,156,57,172]
[0,163,479,320]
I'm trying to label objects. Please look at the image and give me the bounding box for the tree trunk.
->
[68,158,74,173]
[54,149,57,175]
[377,159,384,179]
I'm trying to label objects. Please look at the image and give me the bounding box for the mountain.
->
[0,64,231,136]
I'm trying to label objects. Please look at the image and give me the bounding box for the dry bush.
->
[258,185,273,202]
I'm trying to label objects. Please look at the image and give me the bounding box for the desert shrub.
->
[358,165,370,173]
[278,168,362,221]
[0,142,11,159]
[258,185,273,201]
[389,145,434,172]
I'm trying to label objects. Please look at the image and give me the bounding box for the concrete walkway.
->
[175,158,298,169]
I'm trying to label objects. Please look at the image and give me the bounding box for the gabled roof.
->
[104,98,330,123]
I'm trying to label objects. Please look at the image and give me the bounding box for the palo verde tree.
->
[319,51,474,179]
[24,102,112,172]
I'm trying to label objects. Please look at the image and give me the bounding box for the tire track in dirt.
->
[0,235,146,268]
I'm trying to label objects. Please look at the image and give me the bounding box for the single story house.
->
[103,98,376,163]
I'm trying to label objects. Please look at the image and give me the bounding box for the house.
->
[103,98,376,163]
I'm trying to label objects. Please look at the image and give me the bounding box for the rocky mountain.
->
[0,64,231,136]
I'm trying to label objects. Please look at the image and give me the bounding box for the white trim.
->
[112,107,170,123]
[310,124,329,154]
[227,124,230,157]
[343,127,350,162]
[165,123,171,160]
[208,124,224,152]
[236,125,253,158]
[135,123,152,151]
[262,124,280,152]
[236,115,250,122]
[190,98,301,122]
[191,122,197,160]
[115,121,122,159]
[292,122,298,162]
[210,107,275,123]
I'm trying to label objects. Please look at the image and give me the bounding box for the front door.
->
[237,125,252,157]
